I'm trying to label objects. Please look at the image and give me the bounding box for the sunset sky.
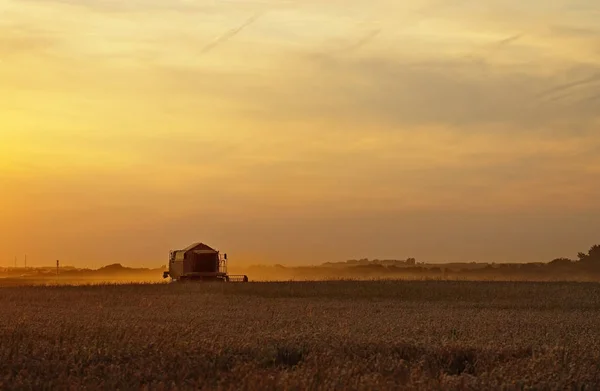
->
[1,0,599,267]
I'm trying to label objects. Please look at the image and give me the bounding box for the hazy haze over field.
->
[1,0,599,266]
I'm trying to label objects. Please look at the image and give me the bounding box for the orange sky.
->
[1,0,599,267]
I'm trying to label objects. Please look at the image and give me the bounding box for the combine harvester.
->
[163,243,248,282]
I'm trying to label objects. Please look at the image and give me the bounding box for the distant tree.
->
[548,258,574,275]
[578,245,600,263]
[406,258,416,266]
[549,258,573,266]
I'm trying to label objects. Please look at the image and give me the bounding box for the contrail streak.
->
[312,28,381,59]
[200,13,262,55]
[315,0,471,59]
[577,93,600,104]
[465,33,523,64]
[341,29,381,53]
[536,73,600,99]
[492,33,523,50]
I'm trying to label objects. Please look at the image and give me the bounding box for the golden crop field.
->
[1,281,600,390]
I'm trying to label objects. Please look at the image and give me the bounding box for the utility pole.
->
[24,254,27,269]
[56,260,60,276]
[14,256,17,268]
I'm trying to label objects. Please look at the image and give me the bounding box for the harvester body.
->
[163,242,248,282]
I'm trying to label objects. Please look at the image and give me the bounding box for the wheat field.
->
[1,281,599,390]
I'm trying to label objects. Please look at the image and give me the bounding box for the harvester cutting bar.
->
[227,275,249,282]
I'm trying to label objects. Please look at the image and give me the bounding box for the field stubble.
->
[1,281,600,390]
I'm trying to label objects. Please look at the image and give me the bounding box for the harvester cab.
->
[162,243,248,282]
